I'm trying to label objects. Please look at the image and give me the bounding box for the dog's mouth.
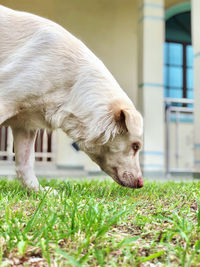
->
[112,167,126,187]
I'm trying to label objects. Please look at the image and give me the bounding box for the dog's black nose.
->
[134,177,143,188]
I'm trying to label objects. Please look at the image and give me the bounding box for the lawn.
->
[1,179,200,266]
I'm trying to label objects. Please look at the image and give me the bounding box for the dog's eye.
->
[132,142,140,154]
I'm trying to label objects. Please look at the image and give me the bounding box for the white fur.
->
[0,5,143,190]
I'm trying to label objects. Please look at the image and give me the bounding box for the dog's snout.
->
[112,168,143,189]
[134,177,143,188]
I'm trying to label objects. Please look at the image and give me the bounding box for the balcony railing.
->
[0,127,55,163]
[165,98,194,174]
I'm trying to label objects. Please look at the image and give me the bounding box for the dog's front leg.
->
[12,127,40,191]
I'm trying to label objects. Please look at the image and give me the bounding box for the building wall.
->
[165,0,190,9]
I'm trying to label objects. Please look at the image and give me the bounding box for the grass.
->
[1,179,200,266]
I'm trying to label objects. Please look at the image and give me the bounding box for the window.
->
[164,11,194,101]
[164,42,194,99]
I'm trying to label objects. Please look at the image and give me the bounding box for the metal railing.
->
[165,98,194,174]
[0,127,56,163]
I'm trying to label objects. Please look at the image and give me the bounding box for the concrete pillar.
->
[191,0,200,172]
[138,0,165,176]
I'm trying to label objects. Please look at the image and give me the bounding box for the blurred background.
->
[0,0,199,179]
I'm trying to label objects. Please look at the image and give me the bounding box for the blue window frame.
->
[164,11,194,102]
[164,42,194,100]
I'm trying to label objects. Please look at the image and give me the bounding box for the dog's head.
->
[84,101,143,189]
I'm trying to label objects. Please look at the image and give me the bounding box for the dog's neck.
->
[46,54,133,147]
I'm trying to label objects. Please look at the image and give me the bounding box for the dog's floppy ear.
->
[114,109,127,133]
[114,108,143,135]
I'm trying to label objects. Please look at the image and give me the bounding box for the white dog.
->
[0,5,143,191]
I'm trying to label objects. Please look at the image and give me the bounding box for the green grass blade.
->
[139,250,165,263]
[56,248,83,267]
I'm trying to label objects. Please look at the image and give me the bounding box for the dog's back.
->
[0,5,42,62]
[0,5,127,105]
[0,5,83,63]
[0,5,87,109]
